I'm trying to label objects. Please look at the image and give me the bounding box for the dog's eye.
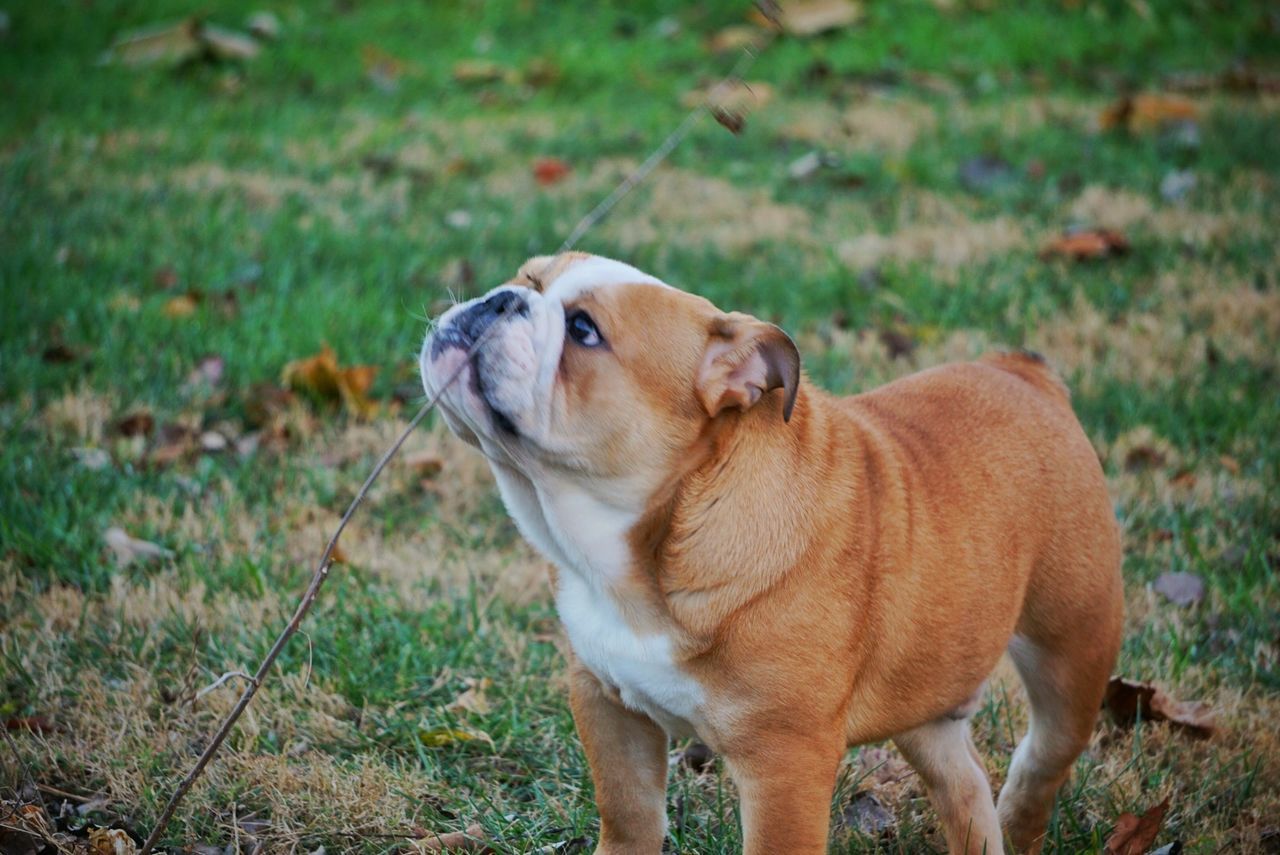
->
[566,310,603,347]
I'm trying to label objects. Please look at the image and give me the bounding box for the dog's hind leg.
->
[893,716,1003,854]
[997,626,1120,853]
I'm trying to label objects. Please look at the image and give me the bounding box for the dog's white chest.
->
[556,572,705,736]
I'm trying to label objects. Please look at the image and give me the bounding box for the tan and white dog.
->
[419,252,1123,855]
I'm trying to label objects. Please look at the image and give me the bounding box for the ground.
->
[1,1,1278,852]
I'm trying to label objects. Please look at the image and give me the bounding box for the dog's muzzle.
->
[430,289,529,358]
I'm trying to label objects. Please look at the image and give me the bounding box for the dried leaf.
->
[42,343,81,364]
[1153,572,1205,607]
[89,826,138,855]
[281,345,379,419]
[246,11,281,41]
[1039,228,1130,261]
[1105,798,1170,855]
[184,354,226,391]
[532,156,572,186]
[102,18,203,67]
[672,741,715,774]
[452,59,508,84]
[771,0,862,35]
[711,106,746,135]
[104,527,173,566]
[404,450,445,478]
[148,422,198,467]
[706,25,764,54]
[363,45,406,91]
[114,409,155,438]
[418,726,493,748]
[1104,677,1216,739]
[446,678,492,715]
[417,823,488,853]
[72,447,113,471]
[1100,93,1198,132]
[201,24,260,61]
[4,715,57,734]
[162,293,201,318]
[840,791,897,837]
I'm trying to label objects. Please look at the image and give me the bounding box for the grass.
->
[2,0,1278,851]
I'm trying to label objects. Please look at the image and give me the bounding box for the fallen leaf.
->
[710,106,746,135]
[770,0,862,35]
[244,382,296,427]
[1100,93,1198,133]
[1219,455,1240,474]
[840,791,896,837]
[363,45,406,91]
[446,678,493,715]
[88,826,138,855]
[532,156,572,186]
[706,25,764,54]
[520,58,561,88]
[1104,677,1216,739]
[878,326,916,360]
[418,726,493,748]
[162,293,201,318]
[199,430,229,453]
[101,18,203,67]
[1153,572,1205,607]
[329,539,348,565]
[72,447,113,471]
[1105,798,1170,855]
[184,354,226,391]
[282,345,379,419]
[114,409,155,438]
[452,59,508,84]
[42,343,82,364]
[0,803,53,853]
[153,266,180,290]
[201,23,260,61]
[246,11,281,41]
[417,823,488,853]
[1039,228,1130,262]
[4,715,57,734]
[958,154,1016,194]
[104,527,173,566]
[404,450,444,478]
[148,422,198,467]
[672,741,716,774]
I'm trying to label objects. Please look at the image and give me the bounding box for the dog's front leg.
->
[568,663,669,855]
[727,730,844,855]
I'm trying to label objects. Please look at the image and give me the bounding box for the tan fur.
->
[493,258,1124,854]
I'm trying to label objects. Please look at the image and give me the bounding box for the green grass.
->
[2,0,1278,852]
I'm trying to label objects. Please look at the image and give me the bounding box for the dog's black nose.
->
[455,289,528,340]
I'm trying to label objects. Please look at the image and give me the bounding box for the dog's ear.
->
[696,313,801,422]
[514,256,556,292]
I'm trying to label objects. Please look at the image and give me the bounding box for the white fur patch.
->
[544,255,670,305]
[556,571,705,737]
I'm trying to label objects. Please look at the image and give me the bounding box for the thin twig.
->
[193,671,254,702]
[140,34,773,853]
[139,327,494,855]
[2,726,48,815]
[555,45,761,254]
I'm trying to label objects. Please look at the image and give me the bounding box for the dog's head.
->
[420,253,799,494]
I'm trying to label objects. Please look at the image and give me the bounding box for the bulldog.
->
[419,252,1123,855]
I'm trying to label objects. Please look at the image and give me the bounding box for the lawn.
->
[2,0,1278,852]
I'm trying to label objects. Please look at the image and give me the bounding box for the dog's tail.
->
[982,350,1071,407]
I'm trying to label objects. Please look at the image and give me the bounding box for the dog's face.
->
[420,253,800,497]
